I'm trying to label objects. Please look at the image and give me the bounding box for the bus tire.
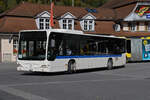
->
[107,59,113,70]
[68,60,76,74]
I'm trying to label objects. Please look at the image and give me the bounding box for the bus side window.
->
[51,38,55,48]
[58,40,63,56]
[114,44,120,54]
[80,44,89,55]
[66,47,72,55]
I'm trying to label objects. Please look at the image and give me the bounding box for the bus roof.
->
[20,29,84,34]
[20,29,126,39]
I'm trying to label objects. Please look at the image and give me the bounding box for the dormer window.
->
[35,11,51,30]
[39,18,50,30]
[45,19,50,29]
[59,12,76,30]
[62,20,67,29]
[81,13,96,31]
[84,20,88,30]
[39,19,44,29]
[62,19,74,30]
[84,20,94,31]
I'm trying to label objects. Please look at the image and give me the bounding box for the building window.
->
[13,40,18,55]
[130,22,137,31]
[39,18,50,30]
[84,20,88,30]
[63,20,67,29]
[148,22,150,31]
[68,20,73,29]
[83,20,94,31]
[45,19,50,29]
[62,19,74,30]
[89,20,93,30]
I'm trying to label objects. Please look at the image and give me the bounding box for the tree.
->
[84,0,108,7]
[0,0,5,13]
[16,0,21,4]
[62,0,72,6]
[3,0,8,9]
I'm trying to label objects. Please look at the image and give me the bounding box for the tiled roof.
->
[0,2,86,18]
[0,17,37,32]
[102,0,150,9]
[115,3,136,19]
[101,0,150,20]
[0,2,115,20]
[114,31,150,37]
[92,21,115,35]
[95,8,116,20]
[0,2,116,33]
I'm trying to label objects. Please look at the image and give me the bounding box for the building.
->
[102,0,150,37]
[0,0,150,62]
[102,0,150,61]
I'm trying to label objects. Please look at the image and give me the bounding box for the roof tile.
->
[0,17,37,32]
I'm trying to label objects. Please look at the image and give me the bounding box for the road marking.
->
[0,86,49,100]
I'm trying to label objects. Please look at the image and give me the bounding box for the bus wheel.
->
[68,60,76,74]
[107,59,113,70]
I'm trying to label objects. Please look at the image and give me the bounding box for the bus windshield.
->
[18,31,47,60]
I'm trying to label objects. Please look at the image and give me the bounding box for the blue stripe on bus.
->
[56,54,122,59]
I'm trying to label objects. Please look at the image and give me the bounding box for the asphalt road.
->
[0,62,150,100]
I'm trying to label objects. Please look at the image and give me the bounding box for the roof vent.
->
[85,8,98,13]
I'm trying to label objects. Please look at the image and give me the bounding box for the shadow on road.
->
[21,66,125,76]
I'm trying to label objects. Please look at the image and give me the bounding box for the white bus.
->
[17,29,126,73]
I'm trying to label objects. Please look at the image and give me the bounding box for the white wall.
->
[123,23,129,31]
[139,22,145,31]
[1,38,14,62]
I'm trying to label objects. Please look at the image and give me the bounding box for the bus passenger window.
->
[36,47,45,55]
[51,38,55,47]
[66,47,72,55]
[83,45,88,55]
[58,41,63,56]
[59,47,63,55]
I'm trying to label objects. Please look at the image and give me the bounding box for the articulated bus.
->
[17,29,126,73]
[126,38,150,62]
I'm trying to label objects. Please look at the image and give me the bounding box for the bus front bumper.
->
[17,64,51,72]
